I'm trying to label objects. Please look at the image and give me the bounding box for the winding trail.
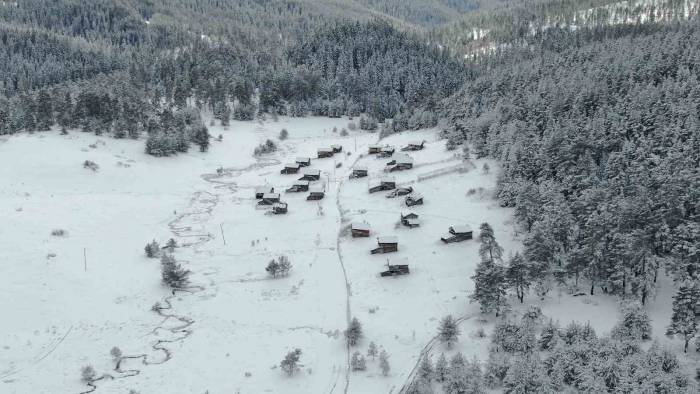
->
[79,150,281,394]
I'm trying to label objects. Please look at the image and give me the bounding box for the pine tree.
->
[345,317,363,346]
[506,252,531,303]
[438,315,460,349]
[160,253,190,289]
[351,351,367,371]
[367,341,378,360]
[435,353,448,382]
[611,302,652,341]
[538,320,561,350]
[280,348,302,376]
[379,349,390,376]
[145,240,160,258]
[418,355,433,381]
[666,282,699,352]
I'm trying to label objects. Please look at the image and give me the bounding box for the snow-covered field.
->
[0,116,684,393]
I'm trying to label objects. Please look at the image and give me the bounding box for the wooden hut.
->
[441,225,473,243]
[350,166,368,179]
[299,168,321,181]
[295,157,311,167]
[400,213,420,228]
[331,144,343,153]
[405,193,424,207]
[255,185,275,199]
[317,148,334,158]
[351,222,371,238]
[386,186,413,198]
[371,236,398,254]
[380,263,410,277]
[272,202,288,214]
[379,146,395,158]
[280,163,301,174]
[306,186,325,201]
[257,193,281,205]
[285,181,309,193]
[369,177,396,193]
[368,145,382,154]
[388,156,414,172]
[401,140,426,151]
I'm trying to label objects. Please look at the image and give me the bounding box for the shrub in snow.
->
[379,349,390,376]
[611,302,652,341]
[482,163,490,174]
[144,240,160,258]
[280,348,302,376]
[437,315,460,349]
[83,160,99,171]
[160,253,190,289]
[563,321,596,345]
[51,229,68,237]
[110,346,122,363]
[266,255,292,278]
[278,128,289,140]
[233,103,255,121]
[253,139,277,156]
[351,351,367,371]
[347,122,358,131]
[538,320,561,350]
[345,317,363,346]
[81,365,96,382]
[340,128,348,136]
[165,238,178,251]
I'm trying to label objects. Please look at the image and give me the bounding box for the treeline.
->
[443,19,700,310]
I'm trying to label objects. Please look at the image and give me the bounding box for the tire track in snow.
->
[78,154,280,394]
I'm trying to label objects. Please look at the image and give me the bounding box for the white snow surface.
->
[0,116,684,393]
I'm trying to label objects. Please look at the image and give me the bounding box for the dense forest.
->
[442,17,700,349]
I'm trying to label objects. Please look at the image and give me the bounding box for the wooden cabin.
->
[368,145,382,154]
[295,157,311,167]
[400,213,420,228]
[280,163,301,174]
[371,236,398,254]
[331,144,343,153]
[317,148,334,158]
[307,187,325,201]
[379,146,395,158]
[286,181,310,193]
[401,140,426,151]
[388,156,414,172]
[441,225,473,243]
[369,177,396,193]
[351,222,371,238]
[299,168,321,181]
[350,166,368,179]
[380,264,410,277]
[255,185,275,199]
[386,186,413,198]
[257,193,281,205]
[272,202,288,214]
[405,193,424,207]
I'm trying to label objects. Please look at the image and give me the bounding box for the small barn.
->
[280,163,301,174]
[386,186,413,198]
[257,193,281,205]
[317,148,334,158]
[380,263,410,277]
[388,156,414,172]
[272,202,288,214]
[331,144,343,153]
[369,177,396,193]
[286,181,309,193]
[400,213,420,228]
[307,186,325,201]
[255,185,275,199]
[351,222,371,238]
[402,140,426,151]
[371,236,398,254]
[295,157,311,167]
[299,168,321,181]
[379,146,396,158]
[405,193,424,207]
[441,225,473,243]
[350,166,368,179]
[368,145,382,154]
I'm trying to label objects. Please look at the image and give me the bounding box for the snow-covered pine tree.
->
[538,320,561,350]
[351,351,367,371]
[505,252,531,303]
[367,341,378,360]
[666,282,699,352]
[280,348,302,376]
[345,317,363,346]
[379,349,390,376]
[438,315,460,349]
[435,353,448,382]
[144,240,160,258]
[160,253,190,289]
[417,355,433,381]
[611,301,652,341]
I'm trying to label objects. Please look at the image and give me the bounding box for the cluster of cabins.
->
[349,139,475,277]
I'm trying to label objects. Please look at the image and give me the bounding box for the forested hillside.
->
[443,18,699,310]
